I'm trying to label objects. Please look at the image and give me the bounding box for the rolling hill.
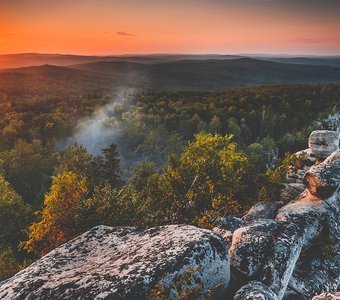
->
[70,57,340,91]
[1,57,340,93]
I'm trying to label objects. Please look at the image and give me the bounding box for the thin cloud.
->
[116,31,136,37]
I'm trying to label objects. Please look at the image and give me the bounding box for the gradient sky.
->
[1,0,340,55]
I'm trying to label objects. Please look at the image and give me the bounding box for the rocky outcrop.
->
[308,130,339,159]
[229,131,340,299]
[303,150,340,199]
[234,281,278,300]
[0,225,230,300]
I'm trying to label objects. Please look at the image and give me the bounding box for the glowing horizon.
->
[1,0,340,56]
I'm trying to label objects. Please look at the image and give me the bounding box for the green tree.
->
[2,139,53,205]
[101,143,122,187]
[142,133,253,228]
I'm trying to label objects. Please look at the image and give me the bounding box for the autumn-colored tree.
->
[23,171,88,256]
[142,133,251,228]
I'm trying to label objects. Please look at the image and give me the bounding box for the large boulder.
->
[229,220,278,278]
[0,225,230,300]
[260,223,303,300]
[275,189,336,246]
[308,130,339,159]
[276,191,340,299]
[303,150,340,199]
[242,202,283,224]
[229,219,304,300]
[234,281,278,300]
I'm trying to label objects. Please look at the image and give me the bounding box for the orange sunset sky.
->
[1,0,340,55]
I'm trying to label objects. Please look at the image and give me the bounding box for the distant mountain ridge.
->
[1,56,340,91]
[1,53,340,69]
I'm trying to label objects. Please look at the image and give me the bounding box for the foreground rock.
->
[303,150,340,199]
[0,225,230,300]
[234,281,278,300]
[308,130,339,159]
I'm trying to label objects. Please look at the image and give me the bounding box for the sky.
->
[1,0,340,55]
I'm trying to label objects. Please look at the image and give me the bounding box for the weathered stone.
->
[303,150,340,199]
[308,130,339,159]
[261,222,303,300]
[229,220,277,277]
[0,225,230,300]
[280,183,306,204]
[214,215,244,232]
[229,219,304,297]
[312,292,340,300]
[234,281,278,300]
[242,202,284,224]
[276,191,327,246]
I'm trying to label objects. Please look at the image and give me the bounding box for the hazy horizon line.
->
[1,52,340,58]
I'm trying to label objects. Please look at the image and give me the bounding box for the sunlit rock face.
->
[303,150,340,199]
[308,130,339,159]
[0,225,230,300]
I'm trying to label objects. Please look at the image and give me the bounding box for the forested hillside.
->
[0,65,339,282]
